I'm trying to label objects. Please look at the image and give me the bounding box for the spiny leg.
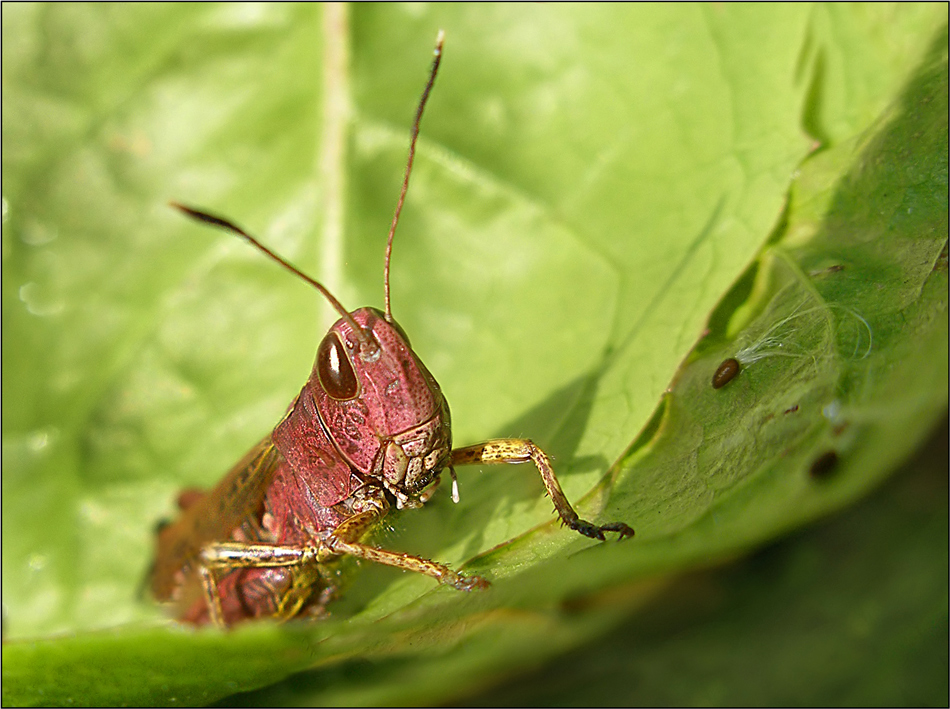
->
[198,542,315,627]
[325,537,487,590]
[451,439,634,541]
[203,536,487,594]
[198,564,225,627]
[326,509,489,591]
[196,509,487,626]
[277,561,336,620]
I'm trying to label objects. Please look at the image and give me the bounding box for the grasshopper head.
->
[313,307,452,505]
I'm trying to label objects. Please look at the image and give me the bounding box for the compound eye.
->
[317,331,359,400]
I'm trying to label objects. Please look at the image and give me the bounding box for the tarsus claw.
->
[570,519,635,541]
[455,574,490,591]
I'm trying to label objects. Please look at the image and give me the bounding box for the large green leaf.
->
[2,4,946,706]
[454,421,948,707]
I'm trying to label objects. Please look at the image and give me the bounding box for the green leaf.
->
[3,4,946,706]
[455,423,949,707]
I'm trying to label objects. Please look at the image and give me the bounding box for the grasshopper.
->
[150,32,633,626]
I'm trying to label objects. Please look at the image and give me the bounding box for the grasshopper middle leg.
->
[198,509,487,627]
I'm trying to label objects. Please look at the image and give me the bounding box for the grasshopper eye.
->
[317,331,359,400]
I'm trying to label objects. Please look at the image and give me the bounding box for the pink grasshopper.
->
[150,32,633,626]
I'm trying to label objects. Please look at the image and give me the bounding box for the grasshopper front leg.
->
[451,439,634,541]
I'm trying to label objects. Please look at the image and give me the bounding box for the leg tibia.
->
[326,537,488,591]
[451,438,634,541]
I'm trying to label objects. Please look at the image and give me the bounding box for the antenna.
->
[169,202,378,354]
[383,30,445,322]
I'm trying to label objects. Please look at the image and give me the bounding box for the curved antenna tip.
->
[169,201,379,355]
[383,32,446,322]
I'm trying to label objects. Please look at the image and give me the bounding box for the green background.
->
[3,4,947,706]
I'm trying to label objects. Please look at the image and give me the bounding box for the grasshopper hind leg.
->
[193,561,335,626]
